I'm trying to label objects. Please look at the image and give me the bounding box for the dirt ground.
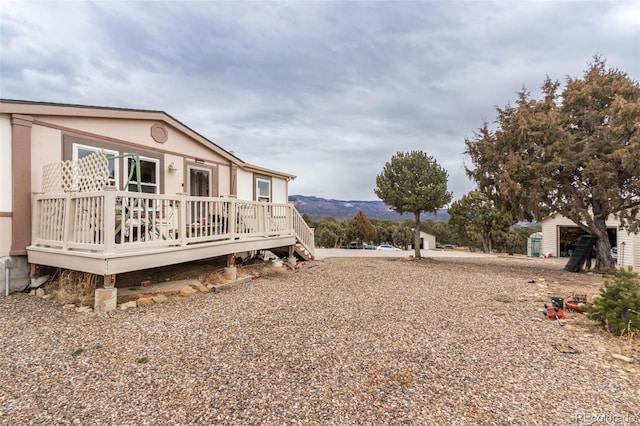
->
[39,251,639,373]
[114,253,610,301]
[118,253,637,360]
[115,252,609,295]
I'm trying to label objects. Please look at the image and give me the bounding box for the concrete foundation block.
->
[223,266,237,281]
[286,257,297,268]
[94,288,117,312]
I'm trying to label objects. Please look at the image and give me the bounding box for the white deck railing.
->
[32,189,314,257]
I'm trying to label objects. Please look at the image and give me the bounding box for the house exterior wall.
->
[164,153,184,195]
[0,220,11,257]
[35,116,230,164]
[31,124,63,193]
[0,115,11,212]
[272,177,288,204]
[218,165,231,197]
[1,116,12,257]
[236,169,253,201]
[27,116,234,196]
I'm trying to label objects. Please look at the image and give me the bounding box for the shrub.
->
[587,267,640,336]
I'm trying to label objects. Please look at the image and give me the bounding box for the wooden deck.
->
[28,190,314,276]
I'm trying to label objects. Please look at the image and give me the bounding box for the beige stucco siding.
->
[27,116,240,197]
[164,153,184,195]
[1,114,14,256]
[0,218,11,256]
[218,165,231,197]
[31,124,63,193]
[33,116,231,164]
[272,177,288,204]
[236,169,253,201]
[0,115,12,211]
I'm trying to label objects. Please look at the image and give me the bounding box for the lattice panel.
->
[41,151,110,193]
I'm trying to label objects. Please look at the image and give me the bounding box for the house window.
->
[256,177,271,202]
[125,155,159,194]
[72,143,118,187]
[188,166,211,197]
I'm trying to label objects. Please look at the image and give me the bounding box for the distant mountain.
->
[289,195,450,222]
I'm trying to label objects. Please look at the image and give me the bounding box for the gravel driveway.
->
[1,256,638,425]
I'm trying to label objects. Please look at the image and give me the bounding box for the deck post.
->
[62,193,74,250]
[177,193,187,246]
[94,274,117,312]
[229,198,237,239]
[103,274,116,289]
[286,245,297,268]
[103,187,117,253]
[224,254,237,281]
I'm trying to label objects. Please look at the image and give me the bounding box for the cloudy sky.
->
[1,1,638,201]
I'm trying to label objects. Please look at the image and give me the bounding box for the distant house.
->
[0,99,314,301]
[540,213,639,268]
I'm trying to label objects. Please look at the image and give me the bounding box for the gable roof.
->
[0,99,296,181]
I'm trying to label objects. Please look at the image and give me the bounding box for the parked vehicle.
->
[363,243,377,250]
[377,244,401,251]
[436,243,456,249]
[348,241,358,249]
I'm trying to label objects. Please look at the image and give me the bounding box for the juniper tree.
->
[375,151,452,258]
[465,57,640,271]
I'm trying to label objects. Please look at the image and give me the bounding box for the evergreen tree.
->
[375,151,452,258]
[465,57,640,271]
[448,191,515,253]
[346,210,377,246]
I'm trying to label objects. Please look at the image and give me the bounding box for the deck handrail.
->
[31,190,314,258]
[291,206,315,256]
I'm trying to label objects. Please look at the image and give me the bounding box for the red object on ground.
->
[546,307,564,319]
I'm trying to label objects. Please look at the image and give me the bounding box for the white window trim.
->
[124,154,160,194]
[256,177,271,202]
[187,165,212,197]
[72,143,119,187]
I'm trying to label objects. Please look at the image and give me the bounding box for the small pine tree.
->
[587,267,640,336]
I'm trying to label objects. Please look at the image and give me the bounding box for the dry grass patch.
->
[49,270,98,305]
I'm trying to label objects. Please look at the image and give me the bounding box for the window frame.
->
[187,164,212,197]
[255,176,272,203]
[72,143,119,188]
[123,154,160,194]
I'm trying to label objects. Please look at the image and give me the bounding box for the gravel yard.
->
[1,256,638,425]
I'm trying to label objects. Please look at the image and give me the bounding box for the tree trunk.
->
[481,232,491,253]
[591,218,616,271]
[414,212,422,258]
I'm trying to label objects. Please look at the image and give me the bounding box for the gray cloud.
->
[1,0,638,201]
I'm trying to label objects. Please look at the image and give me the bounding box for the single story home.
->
[0,99,314,303]
[540,213,639,268]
